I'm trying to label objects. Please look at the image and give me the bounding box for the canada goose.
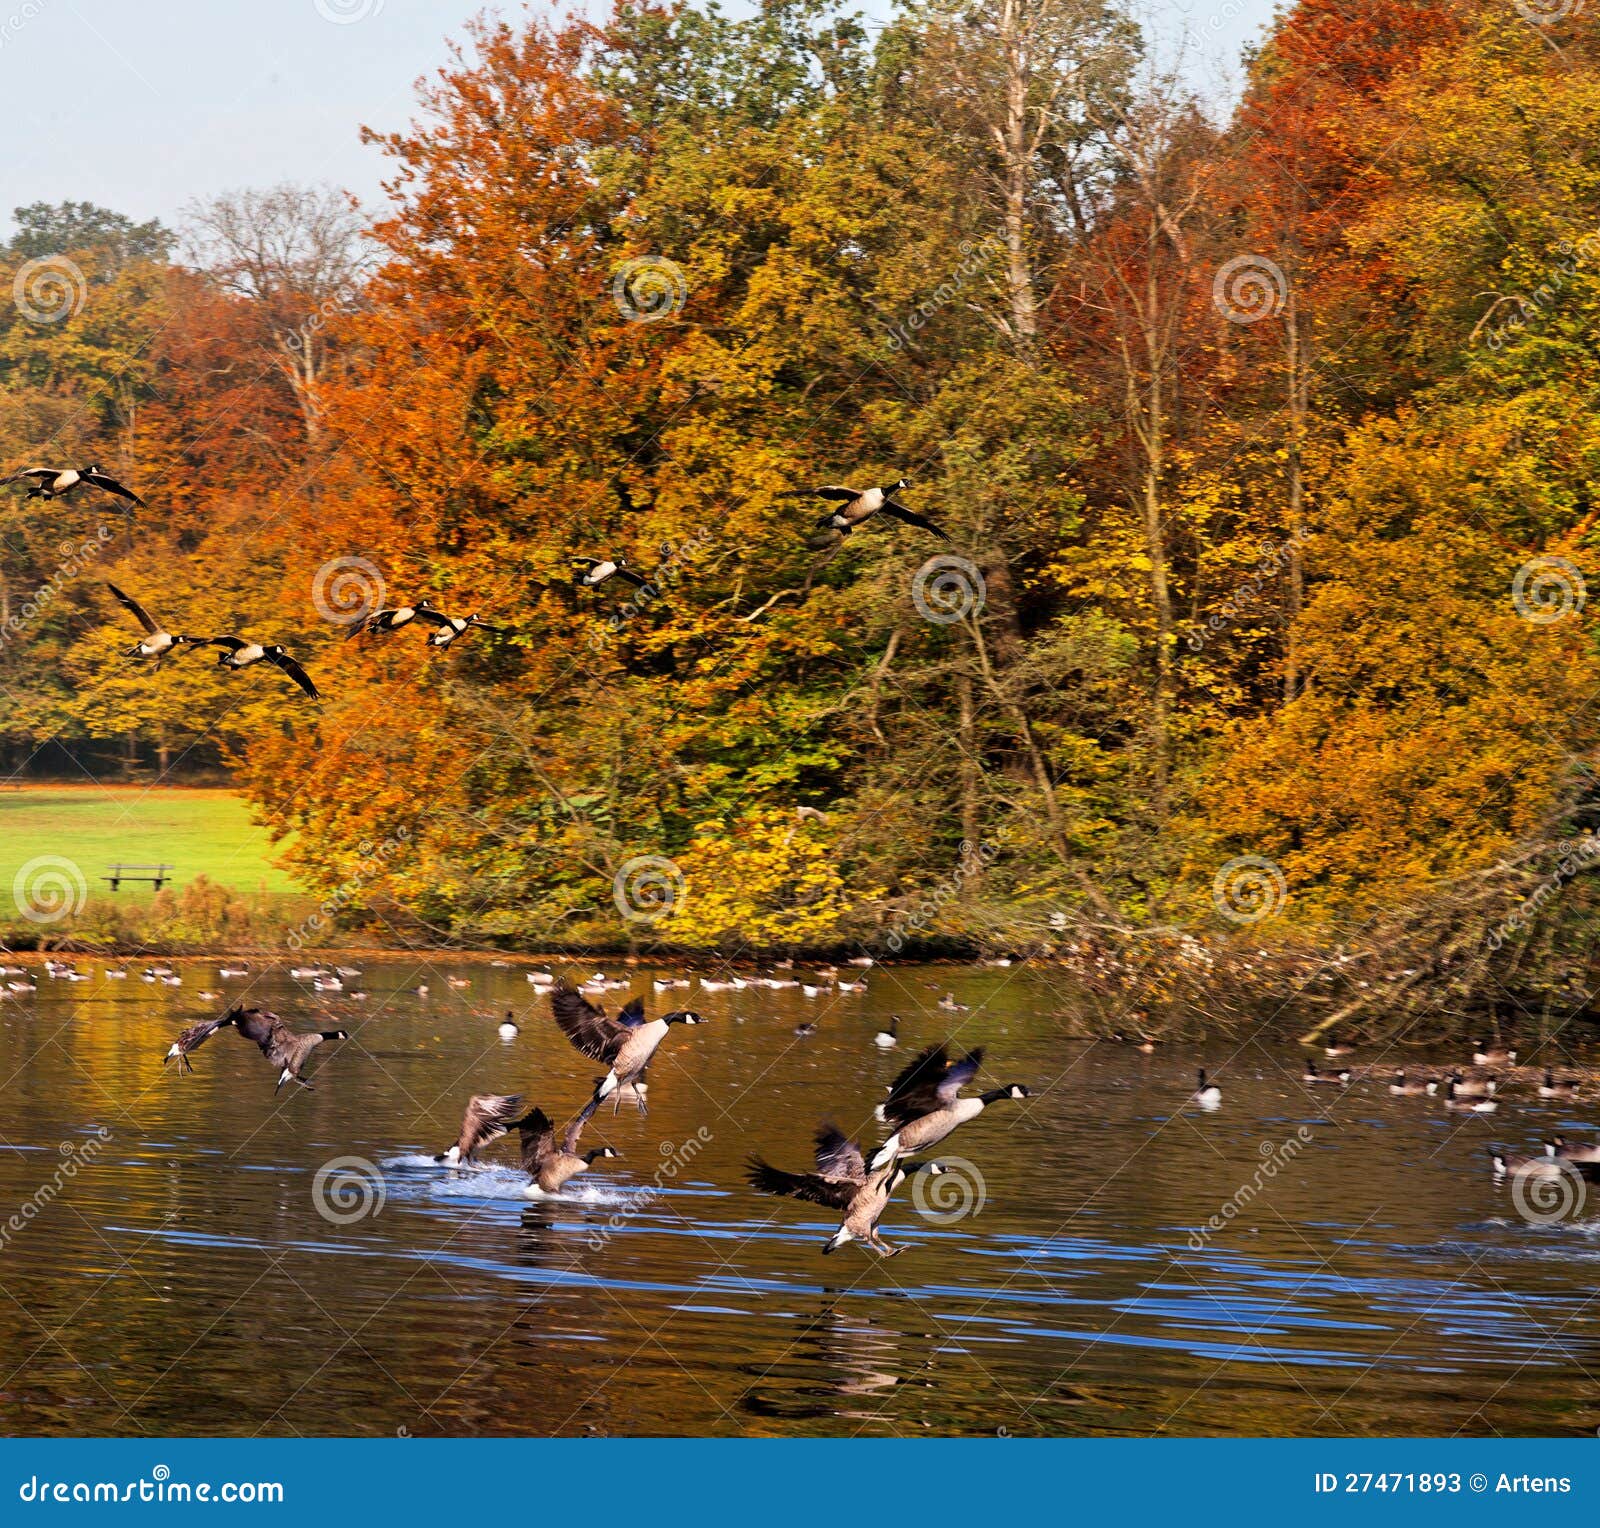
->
[573,556,648,590]
[1388,1071,1436,1097]
[446,976,470,989]
[514,1106,618,1195]
[794,1020,819,1037]
[1472,1042,1517,1066]
[1448,1070,1496,1099]
[5,464,145,506]
[527,970,555,986]
[106,583,202,663]
[424,611,509,650]
[874,1016,899,1049]
[782,479,950,549]
[937,993,967,1012]
[1303,1063,1351,1087]
[551,982,705,1118]
[837,978,867,993]
[345,598,442,639]
[498,1010,519,1039]
[746,1124,941,1257]
[198,637,320,699]
[799,982,824,998]
[1323,1036,1355,1059]
[1550,1135,1600,1164]
[434,1093,525,1165]
[1490,1145,1561,1177]
[161,1005,346,1090]
[218,964,249,979]
[1538,1070,1579,1100]
[1444,1079,1498,1113]
[1192,1070,1222,1108]
[104,967,127,979]
[868,1044,1030,1169]
[848,956,874,968]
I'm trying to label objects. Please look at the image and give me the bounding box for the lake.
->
[0,957,1596,1437]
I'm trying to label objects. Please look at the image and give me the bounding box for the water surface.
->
[1,958,1596,1436]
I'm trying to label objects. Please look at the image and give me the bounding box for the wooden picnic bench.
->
[102,863,173,891]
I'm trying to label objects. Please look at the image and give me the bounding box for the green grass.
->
[0,786,302,917]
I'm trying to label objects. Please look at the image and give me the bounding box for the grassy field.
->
[0,786,301,918]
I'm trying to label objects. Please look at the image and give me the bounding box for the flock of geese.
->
[150,969,1030,1257]
[8,464,950,703]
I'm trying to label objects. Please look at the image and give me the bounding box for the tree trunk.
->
[956,670,982,894]
[999,0,1038,355]
[1283,290,1308,706]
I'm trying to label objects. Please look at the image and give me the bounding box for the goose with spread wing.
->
[106,583,202,663]
[424,611,509,650]
[199,636,320,698]
[574,556,649,590]
[6,464,145,506]
[161,1005,347,1091]
[550,981,705,1117]
[513,1105,618,1195]
[781,478,949,549]
[345,598,443,640]
[746,1124,943,1257]
[435,1093,525,1165]
[869,1043,1030,1169]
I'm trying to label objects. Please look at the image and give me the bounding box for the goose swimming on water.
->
[513,1105,618,1196]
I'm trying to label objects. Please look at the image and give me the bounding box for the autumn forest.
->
[4,0,1600,1030]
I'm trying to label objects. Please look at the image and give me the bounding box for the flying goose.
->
[435,1093,525,1165]
[345,598,443,640]
[574,556,649,590]
[424,612,509,650]
[161,1005,347,1090]
[1444,1079,1498,1113]
[1538,1070,1579,1100]
[106,583,201,663]
[1191,1069,1222,1108]
[199,637,320,698]
[746,1124,942,1257]
[782,479,949,549]
[5,464,145,506]
[868,1044,1030,1169]
[1472,1042,1517,1066]
[873,1016,899,1049]
[551,982,705,1117]
[514,1105,618,1195]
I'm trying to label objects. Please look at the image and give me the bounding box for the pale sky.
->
[3,0,1280,237]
